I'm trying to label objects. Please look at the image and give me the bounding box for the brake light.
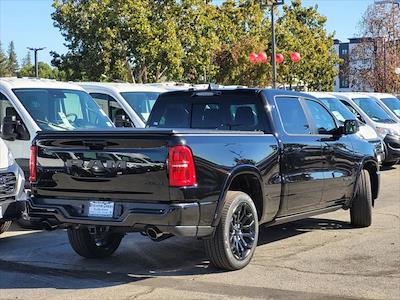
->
[168,145,197,187]
[29,145,37,183]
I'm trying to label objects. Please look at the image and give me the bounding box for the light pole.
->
[27,47,46,78]
[258,0,284,89]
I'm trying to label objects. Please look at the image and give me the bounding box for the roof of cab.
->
[0,77,86,91]
[160,87,319,101]
[78,82,167,93]
[331,92,372,100]
[367,92,398,99]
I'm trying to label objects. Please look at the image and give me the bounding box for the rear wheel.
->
[204,191,259,270]
[350,170,372,228]
[0,221,11,234]
[67,228,123,258]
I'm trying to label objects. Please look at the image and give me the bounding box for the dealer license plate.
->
[88,201,114,218]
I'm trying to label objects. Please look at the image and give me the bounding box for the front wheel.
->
[350,170,372,228]
[204,191,259,271]
[382,160,398,167]
[0,221,11,234]
[67,228,123,258]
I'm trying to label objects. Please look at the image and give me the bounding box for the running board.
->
[265,205,344,227]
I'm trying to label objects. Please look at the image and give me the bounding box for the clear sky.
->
[0,0,375,66]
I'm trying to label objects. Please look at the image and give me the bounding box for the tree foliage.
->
[0,42,8,76]
[51,0,339,89]
[6,41,19,76]
[350,3,400,93]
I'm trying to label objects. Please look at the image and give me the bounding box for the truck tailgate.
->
[33,130,172,202]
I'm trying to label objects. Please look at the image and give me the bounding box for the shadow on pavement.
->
[0,217,354,290]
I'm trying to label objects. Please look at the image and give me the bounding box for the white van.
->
[0,137,25,234]
[79,82,167,127]
[368,93,400,122]
[333,92,400,166]
[306,92,385,163]
[0,77,114,177]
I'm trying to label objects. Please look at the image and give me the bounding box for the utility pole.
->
[258,0,284,89]
[27,47,46,78]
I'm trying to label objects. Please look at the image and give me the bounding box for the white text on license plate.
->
[88,201,114,218]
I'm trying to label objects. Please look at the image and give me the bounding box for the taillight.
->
[168,145,197,187]
[29,145,37,183]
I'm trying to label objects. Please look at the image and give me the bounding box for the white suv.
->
[0,137,25,234]
[79,82,167,127]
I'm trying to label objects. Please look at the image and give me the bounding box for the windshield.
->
[13,88,113,131]
[120,92,160,123]
[381,97,400,118]
[352,97,396,123]
[319,97,356,123]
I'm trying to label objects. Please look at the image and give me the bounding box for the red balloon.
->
[249,52,258,64]
[290,52,301,63]
[257,52,268,64]
[276,53,284,64]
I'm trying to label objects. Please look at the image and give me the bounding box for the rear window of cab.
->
[147,93,271,132]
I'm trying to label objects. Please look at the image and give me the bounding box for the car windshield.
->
[319,97,356,123]
[13,88,113,131]
[120,92,160,123]
[352,97,396,123]
[381,97,400,118]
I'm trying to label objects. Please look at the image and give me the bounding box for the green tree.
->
[18,61,64,80]
[214,0,272,86]
[275,0,340,91]
[51,0,184,83]
[0,41,8,76]
[21,51,32,67]
[6,41,19,76]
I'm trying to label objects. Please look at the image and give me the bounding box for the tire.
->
[350,170,372,228]
[67,227,123,258]
[0,221,11,234]
[204,191,259,271]
[382,160,398,167]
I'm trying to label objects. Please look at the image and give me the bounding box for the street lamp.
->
[27,47,46,78]
[258,0,284,89]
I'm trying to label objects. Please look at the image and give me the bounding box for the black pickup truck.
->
[26,89,380,270]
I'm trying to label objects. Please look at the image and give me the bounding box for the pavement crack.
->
[263,264,400,278]
[127,287,156,300]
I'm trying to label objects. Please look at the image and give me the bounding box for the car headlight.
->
[375,127,398,138]
[7,151,15,167]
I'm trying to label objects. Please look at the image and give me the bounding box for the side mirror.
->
[0,116,18,141]
[115,114,133,128]
[15,122,30,140]
[0,116,30,141]
[343,119,359,135]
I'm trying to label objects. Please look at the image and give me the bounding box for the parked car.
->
[333,92,400,166]
[26,88,379,270]
[79,82,167,127]
[0,138,25,234]
[368,93,400,122]
[0,77,114,179]
[307,92,385,164]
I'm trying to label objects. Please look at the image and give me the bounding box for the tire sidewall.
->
[222,193,259,269]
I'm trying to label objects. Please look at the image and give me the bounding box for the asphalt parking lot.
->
[0,166,399,300]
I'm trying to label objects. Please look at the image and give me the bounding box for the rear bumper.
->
[383,134,400,162]
[26,197,216,237]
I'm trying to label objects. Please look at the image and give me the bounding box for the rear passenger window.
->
[148,93,271,132]
[275,97,311,134]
